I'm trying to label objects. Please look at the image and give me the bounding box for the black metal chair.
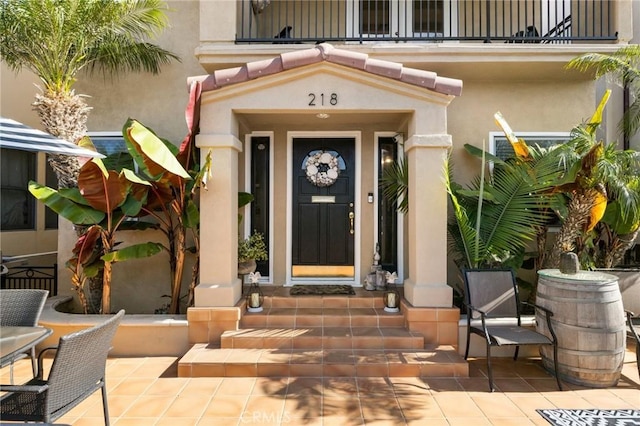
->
[462,269,562,392]
[0,289,49,381]
[626,310,640,376]
[0,310,124,426]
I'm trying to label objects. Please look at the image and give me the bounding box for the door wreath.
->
[305,151,340,187]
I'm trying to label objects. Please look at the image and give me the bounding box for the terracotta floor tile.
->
[154,417,200,426]
[110,377,155,395]
[433,394,485,418]
[112,418,158,426]
[122,395,176,417]
[164,394,212,417]
[283,394,323,418]
[217,377,257,395]
[202,394,248,417]
[322,396,362,418]
[472,394,526,417]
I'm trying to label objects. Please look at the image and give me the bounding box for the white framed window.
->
[346,0,457,41]
[489,131,571,161]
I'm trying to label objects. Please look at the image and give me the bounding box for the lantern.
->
[246,272,264,312]
[383,271,400,313]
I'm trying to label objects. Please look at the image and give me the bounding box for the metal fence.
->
[237,0,616,44]
[1,265,58,296]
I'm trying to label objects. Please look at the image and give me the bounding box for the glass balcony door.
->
[346,0,456,41]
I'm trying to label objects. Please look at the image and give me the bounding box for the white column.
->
[403,134,453,307]
[194,133,243,307]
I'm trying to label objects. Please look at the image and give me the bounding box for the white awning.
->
[0,117,104,158]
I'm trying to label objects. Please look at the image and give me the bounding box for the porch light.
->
[246,272,264,312]
[383,271,400,313]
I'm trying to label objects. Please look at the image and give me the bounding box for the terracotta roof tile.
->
[191,43,462,97]
[434,76,463,97]
[400,68,437,89]
[213,66,249,88]
[364,58,403,79]
[247,57,284,80]
[280,48,323,69]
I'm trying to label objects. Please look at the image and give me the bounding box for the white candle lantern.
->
[383,271,400,313]
[246,272,263,312]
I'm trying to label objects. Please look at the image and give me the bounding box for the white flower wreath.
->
[305,151,340,187]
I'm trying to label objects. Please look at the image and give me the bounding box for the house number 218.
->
[308,93,338,106]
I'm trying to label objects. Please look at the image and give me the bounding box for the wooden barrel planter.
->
[536,269,626,388]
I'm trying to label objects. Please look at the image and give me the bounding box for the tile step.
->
[221,327,424,349]
[257,295,387,309]
[240,307,405,328]
[178,344,469,378]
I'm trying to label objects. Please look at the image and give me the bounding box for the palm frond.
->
[380,156,408,214]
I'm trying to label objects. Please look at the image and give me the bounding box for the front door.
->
[292,138,355,278]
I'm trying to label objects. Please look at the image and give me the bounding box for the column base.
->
[194,278,242,307]
[403,279,453,307]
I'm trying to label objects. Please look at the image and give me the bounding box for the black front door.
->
[292,138,355,278]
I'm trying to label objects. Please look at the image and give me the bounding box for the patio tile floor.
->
[1,342,638,425]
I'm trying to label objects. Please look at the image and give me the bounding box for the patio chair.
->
[627,310,640,376]
[0,289,49,381]
[0,310,124,426]
[462,269,562,392]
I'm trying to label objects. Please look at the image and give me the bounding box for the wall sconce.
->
[246,271,264,312]
[383,271,400,313]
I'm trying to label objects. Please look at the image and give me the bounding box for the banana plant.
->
[29,158,163,314]
[121,116,210,314]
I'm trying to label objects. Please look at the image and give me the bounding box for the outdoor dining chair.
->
[627,310,640,376]
[0,289,49,381]
[462,269,562,392]
[0,309,124,426]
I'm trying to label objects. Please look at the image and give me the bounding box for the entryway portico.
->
[190,43,462,309]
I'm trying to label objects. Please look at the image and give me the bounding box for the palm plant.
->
[544,92,640,268]
[446,142,564,270]
[566,45,640,141]
[0,0,179,188]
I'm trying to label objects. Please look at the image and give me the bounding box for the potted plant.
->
[238,231,268,275]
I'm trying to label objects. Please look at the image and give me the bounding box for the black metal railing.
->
[1,265,58,296]
[237,0,616,44]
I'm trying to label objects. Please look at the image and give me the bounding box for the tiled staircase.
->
[178,289,468,378]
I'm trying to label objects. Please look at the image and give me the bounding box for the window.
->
[249,135,271,278]
[1,149,36,230]
[348,0,454,40]
[378,137,398,272]
[89,132,133,171]
[489,132,571,161]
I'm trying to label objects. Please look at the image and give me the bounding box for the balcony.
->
[237,0,618,45]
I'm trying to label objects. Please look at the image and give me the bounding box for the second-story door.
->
[346,0,456,40]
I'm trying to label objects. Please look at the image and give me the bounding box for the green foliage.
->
[0,0,179,94]
[380,156,409,214]
[446,143,563,269]
[238,231,268,263]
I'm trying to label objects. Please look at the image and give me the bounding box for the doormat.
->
[289,285,355,296]
[536,409,640,426]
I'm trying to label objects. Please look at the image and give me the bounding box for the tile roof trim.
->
[188,43,462,97]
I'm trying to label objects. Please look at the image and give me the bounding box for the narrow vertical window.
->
[378,137,398,272]
[250,136,271,276]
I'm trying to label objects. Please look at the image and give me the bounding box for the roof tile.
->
[326,49,368,69]
[280,48,323,69]
[247,57,284,80]
[435,76,463,97]
[213,66,249,88]
[364,58,403,79]
[400,68,437,89]
[195,43,462,97]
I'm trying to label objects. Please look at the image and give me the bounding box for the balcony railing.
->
[237,0,617,44]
